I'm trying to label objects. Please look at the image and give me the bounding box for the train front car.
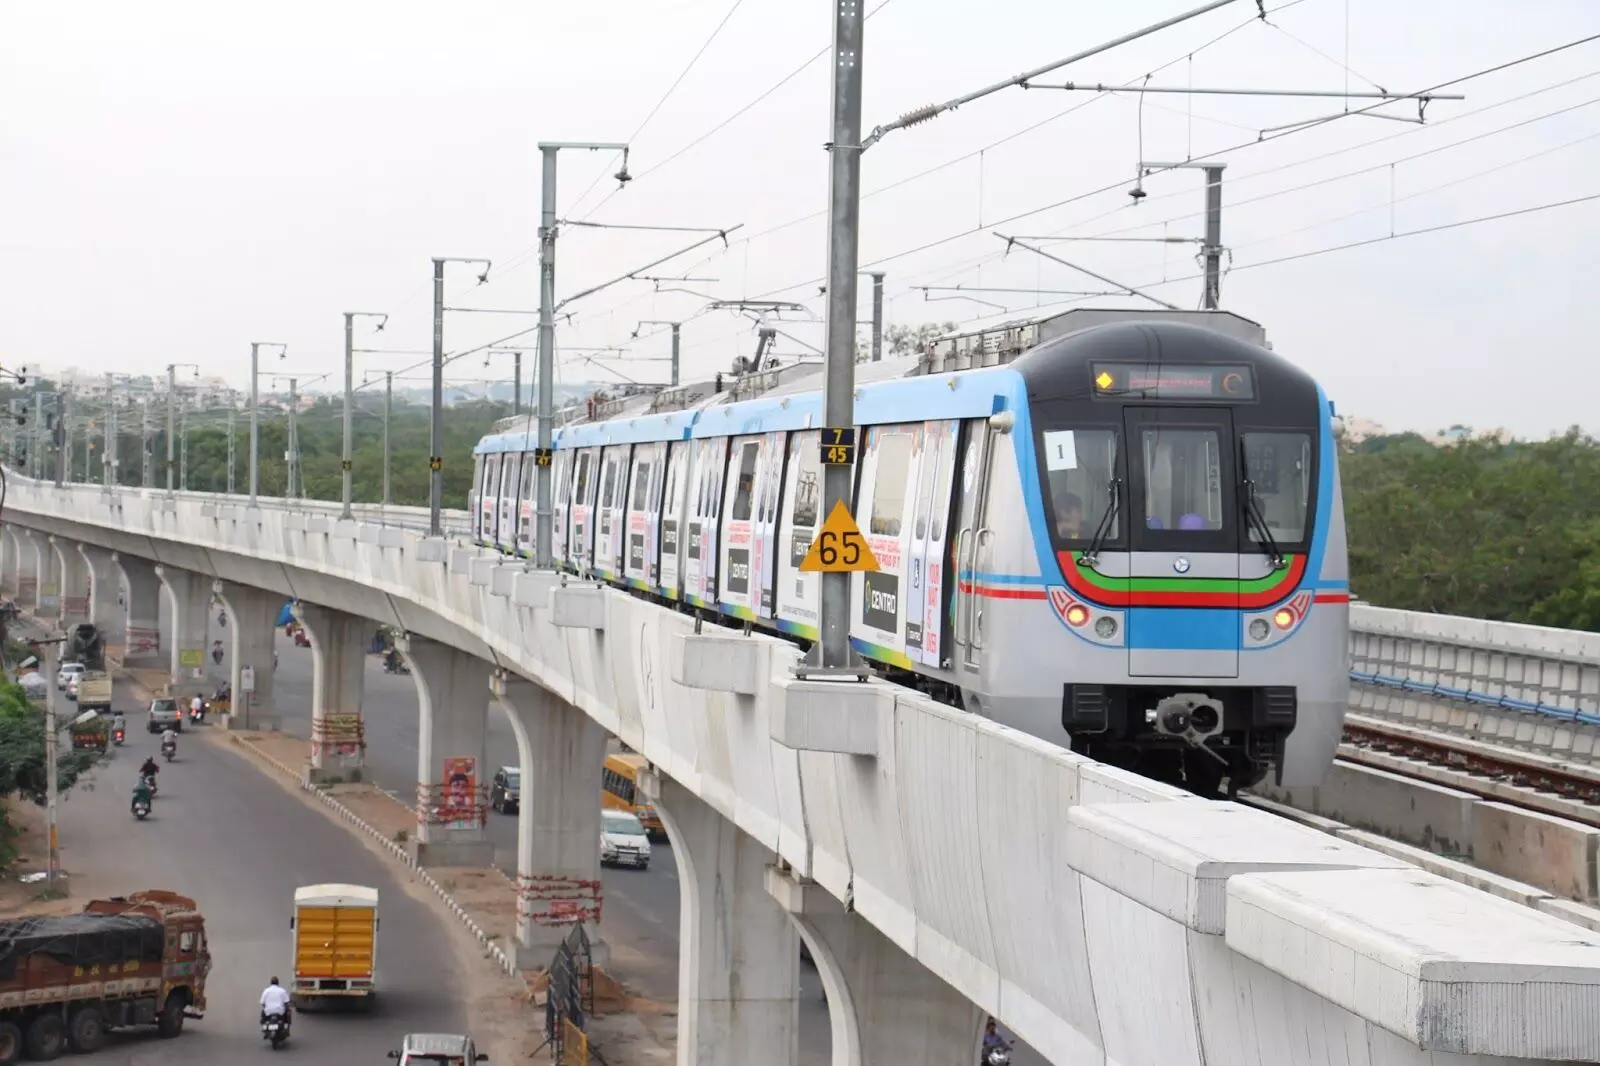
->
[998,320,1348,794]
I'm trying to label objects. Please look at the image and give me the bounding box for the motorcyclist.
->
[139,755,160,782]
[130,777,153,814]
[260,976,292,1027]
[190,693,204,723]
[110,711,126,734]
[161,727,177,755]
[982,1018,1011,1059]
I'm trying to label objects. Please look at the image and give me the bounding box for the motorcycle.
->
[141,772,158,797]
[112,727,125,746]
[161,739,176,762]
[983,1044,1013,1066]
[131,798,151,821]
[189,702,203,724]
[261,1012,289,1049]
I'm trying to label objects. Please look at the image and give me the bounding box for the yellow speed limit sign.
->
[798,501,879,573]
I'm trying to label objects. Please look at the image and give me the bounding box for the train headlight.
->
[1094,616,1118,639]
[1248,618,1270,641]
[1065,604,1090,627]
[1272,608,1295,630]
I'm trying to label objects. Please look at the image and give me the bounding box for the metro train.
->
[470,309,1350,794]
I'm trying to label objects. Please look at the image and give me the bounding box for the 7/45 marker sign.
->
[799,501,880,574]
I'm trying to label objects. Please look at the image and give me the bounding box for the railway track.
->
[1339,713,1600,827]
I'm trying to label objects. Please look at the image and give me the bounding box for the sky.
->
[2,0,1597,437]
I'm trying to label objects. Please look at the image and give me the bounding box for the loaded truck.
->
[0,890,209,1062]
[65,624,112,713]
[290,883,379,1011]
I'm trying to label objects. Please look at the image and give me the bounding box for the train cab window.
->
[1140,428,1223,532]
[869,429,914,536]
[1039,428,1119,543]
[1241,432,1312,544]
[731,442,759,521]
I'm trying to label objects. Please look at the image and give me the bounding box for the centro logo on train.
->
[470,309,1349,796]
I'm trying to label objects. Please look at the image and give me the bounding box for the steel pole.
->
[429,258,445,537]
[1202,165,1224,310]
[869,271,885,361]
[513,351,522,415]
[815,0,866,672]
[287,378,299,499]
[249,342,259,505]
[342,313,354,519]
[165,367,175,495]
[56,392,69,488]
[105,375,116,489]
[43,643,59,896]
[670,325,681,387]
[179,406,188,490]
[382,371,393,506]
[226,407,236,494]
[31,393,41,480]
[141,400,151,487]
[534,147,558,568]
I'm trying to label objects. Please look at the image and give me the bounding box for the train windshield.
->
[1138,427,1225,533]
[1037,427,1119,544]
[1241,432,1312,544]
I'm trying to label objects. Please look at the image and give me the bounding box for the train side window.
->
[520,453,535,499]
[600,454,620,509]
[631,456,654,511]
[869,429,915,536]
[731,441,759,521]
[574,453,592,502]
[789,432,821,528]
[662,448,680,512]
[912,423,939,540]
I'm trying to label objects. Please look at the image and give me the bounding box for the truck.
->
[0,890,209,1061]
[75,671,113,715]
[290,884,378,1011]
[65,623,105,671]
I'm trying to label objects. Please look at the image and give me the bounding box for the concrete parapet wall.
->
[13,480,1600,1063]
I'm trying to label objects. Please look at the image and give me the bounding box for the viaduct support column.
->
[214,581,280,732]
[30,531,58,619]
[766,869,983,1066]
[401,634,492,868]
[12,530,37,610]
[295,603,376,783]
[644,773,799,1066]
[155,564,209,698]
[0,527,20,596]
[113,554,162,666]
[80,545,123,658]
[490,674,608,970]
[51,537,90,627]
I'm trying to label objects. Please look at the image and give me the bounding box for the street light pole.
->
[104,374,117,490]
[165,365,175,495]
[248,341,287,506]
[226,407,236,494]
[383,371,393,505]
[534,140,631,568]
[428,258,492,537]
[638,321,683,387]
[42,641,60,896]
[342,312,388,520]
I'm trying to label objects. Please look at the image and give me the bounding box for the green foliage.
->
[0,681,98,806]
[103,397,512,507]
[1343,429,1600,632]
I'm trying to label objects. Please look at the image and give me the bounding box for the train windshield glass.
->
[1138,427,1226,533]
[1241,432,1312,544]
[1037,427,1119,544]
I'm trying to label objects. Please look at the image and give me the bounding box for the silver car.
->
[387,1032,487,1064]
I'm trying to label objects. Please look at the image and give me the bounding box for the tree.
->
[0,678,98,872]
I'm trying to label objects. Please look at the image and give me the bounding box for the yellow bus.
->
[602,753,666,841]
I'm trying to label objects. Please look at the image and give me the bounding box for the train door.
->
[481,453,502,547]
[469,453,485,544]
[684,438,727,607]
[553,450,574,568]
[595,448,629,580]
[753,431,785,619]
[905,420,959,669]
[568,448,599,571]
[624,443,665,588]
[953,420,997,672]
[775,430,823,637]
[718,435,764,618]
[497,452,521,553]
[849,424,920,663]
[516,451,536,558]
[1122,407,1240,678]
[659,442,688,598]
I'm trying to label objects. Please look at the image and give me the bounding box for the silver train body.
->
[471,309,1349,792]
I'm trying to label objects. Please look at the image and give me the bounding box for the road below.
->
[51,669,476,1065]
[158,591,1045,1064]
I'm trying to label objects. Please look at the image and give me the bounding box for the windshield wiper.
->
[1079,477,1122,568]
[1237,443,1285,570]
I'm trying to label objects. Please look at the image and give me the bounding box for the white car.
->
[65,675,79,701]
[56,662,84,690]
[388,1032,487,1064]
[600,809,652,869]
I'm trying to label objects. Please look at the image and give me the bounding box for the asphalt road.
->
[50,670,473,1065]
[158,595,1046,1064]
